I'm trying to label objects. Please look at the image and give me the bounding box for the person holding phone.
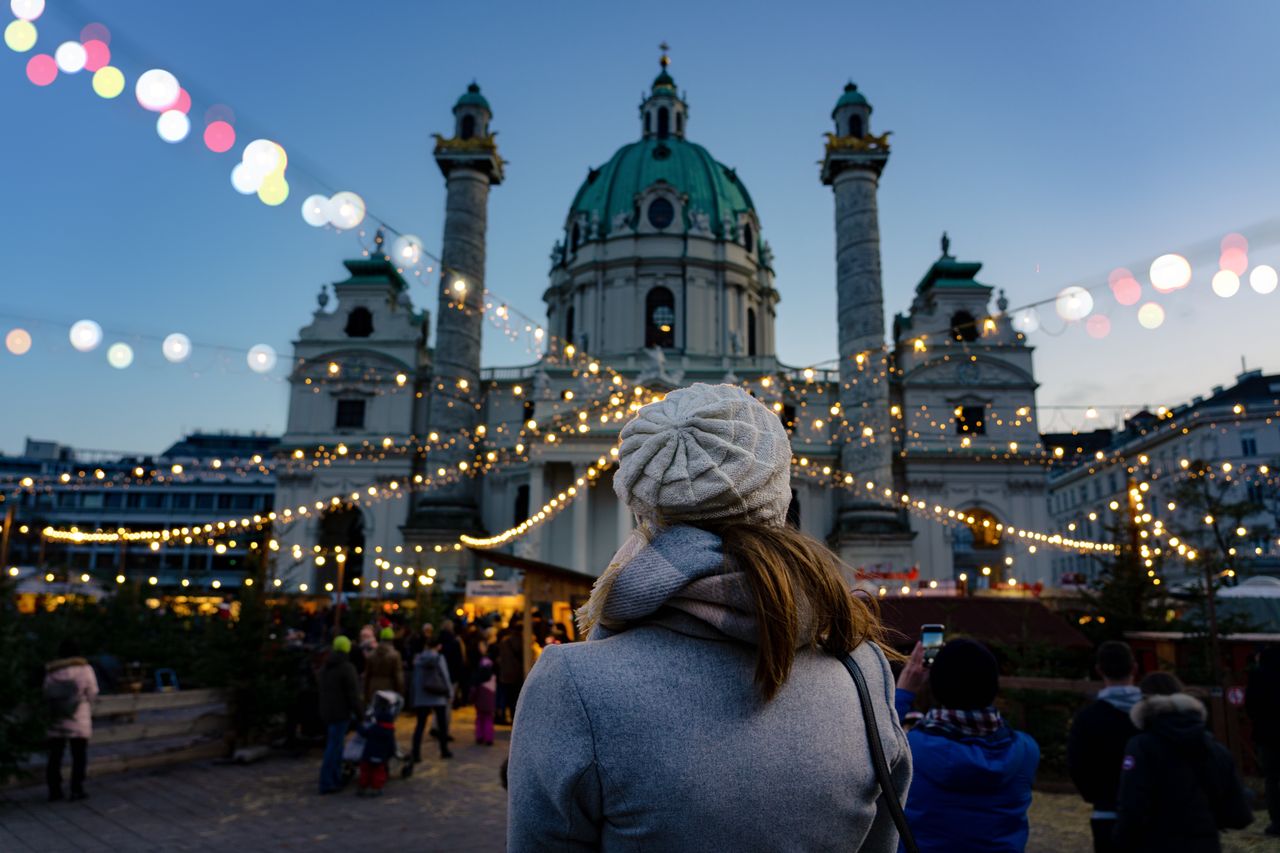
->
[895,638,1040,853]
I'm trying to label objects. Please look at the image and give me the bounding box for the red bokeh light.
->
[82,40,110,72]
[172,88,191,114]
[1219,247,1248,276]
[203,121,236,154]
[26,54,57,86]
[80,22,111,45]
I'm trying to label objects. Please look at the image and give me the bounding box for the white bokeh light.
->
[328,191,365,230]
[230,163,259,195]
[1149,253,1192,293]
[106,342,134,369]
[54,40,85,73]
[156,109,190,143]
[135,68,179,112]
[69,319,103,352]
[301,194,330,227]
[1137,302,1165,330]
[1010,308,1040,334]
[10,0,44,21]
[391,234,423,265]
[162,332,192,363]
[247,344,277,373]
[1249,264,1278,295]
[1054,286,1093,322]
[1211,270,1240,299]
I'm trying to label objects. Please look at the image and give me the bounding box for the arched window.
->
[514,484,530,526]
[742,223,754,253]
[345,307,373,338]
[657,106,670,138]
[950,310,979,342]
[747,307,758,356]
[645,286,676,348]
[645,112,651,134]
[571,223,580,252]
[647,197,674,230]
[849,115,863,138]
[786,489,801,529]
[676,112,683,135]
[565,305,575,349]
[460,114,476,140]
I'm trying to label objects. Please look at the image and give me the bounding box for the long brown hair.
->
[696,521,900,702]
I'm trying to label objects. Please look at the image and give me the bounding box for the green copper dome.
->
[454,82,490,111]
[568,137,756,238]
[832,82,869,117]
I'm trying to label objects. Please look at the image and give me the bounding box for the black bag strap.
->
[839,653,919,853]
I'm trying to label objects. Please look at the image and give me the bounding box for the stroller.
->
[342,690,415,782]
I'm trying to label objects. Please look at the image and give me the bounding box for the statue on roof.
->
[941,231,951,258]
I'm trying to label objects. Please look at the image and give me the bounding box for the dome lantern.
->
[640,42,687,140]
[832,81,872,139]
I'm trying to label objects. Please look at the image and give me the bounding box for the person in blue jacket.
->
[895,638,1040,853]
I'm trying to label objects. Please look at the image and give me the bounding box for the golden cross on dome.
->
[659,41,670,68]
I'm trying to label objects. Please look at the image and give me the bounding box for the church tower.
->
[407,84,503,558]
[821,82,914,569]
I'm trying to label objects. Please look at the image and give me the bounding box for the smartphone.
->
[921,624,945,667]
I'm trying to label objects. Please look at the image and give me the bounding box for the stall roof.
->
[468,549,599,586]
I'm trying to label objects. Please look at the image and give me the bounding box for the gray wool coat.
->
[507,527,911,852]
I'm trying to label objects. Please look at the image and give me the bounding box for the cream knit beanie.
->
[613,383,792,526]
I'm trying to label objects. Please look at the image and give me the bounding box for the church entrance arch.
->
[950,507,1006,587]
[317,505,364,591]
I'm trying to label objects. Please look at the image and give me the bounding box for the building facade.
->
[273,57,1057,593]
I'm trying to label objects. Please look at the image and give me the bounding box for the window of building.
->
[849,115,863,138]
[950,311,979,342]
[645,286,676,348]
[647,197,675,230]
[335,398,366,429]
[747,308,758,357]
[170,493,192,510]
[645,112,651,134]
[194,493,214,510]
[742,223,754,253]
[657,106,669,138]
[956,406,985,434]
[460,114,476,140]
[571,223,580,251]
[676,112,683,135]
[345,307,373,338]
[1241,432,1258,456]
[565,305,575,349]
[514,484,530,527]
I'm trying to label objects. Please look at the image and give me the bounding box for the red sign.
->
[1226,686,1246,707]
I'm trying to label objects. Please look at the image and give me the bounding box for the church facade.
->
[273,58,1053,595]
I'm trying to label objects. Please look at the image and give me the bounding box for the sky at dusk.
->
[2,0,1279,455]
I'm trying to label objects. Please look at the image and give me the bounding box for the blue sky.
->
[2,0,1278,454]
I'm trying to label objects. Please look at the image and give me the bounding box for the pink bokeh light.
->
[1220,232,1248,253]
[204,104,235,126]
[1109,274,1141,306]
[80,22,110,45]
[173,88,191,114]
[26,54,57,86]
[1219,247,1248,276]
[203,120,236,153]
[82,39,110,72]
[1085,315,1111,339]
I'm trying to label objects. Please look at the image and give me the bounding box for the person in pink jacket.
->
[43,638,99,801]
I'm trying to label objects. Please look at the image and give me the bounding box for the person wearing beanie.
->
[363,624,404,705]
[894,638,1039,852]
[1113,672,1253,851]
[509,384,910,851]
[317,635,360,794]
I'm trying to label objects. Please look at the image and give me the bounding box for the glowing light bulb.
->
[106,342,133,369]
[69,319,102,352]
[391,234,423,264]
[1136,302,1165,330]
[246,344,277,373]
[156,109,190,143]
[301,194,330,227]
[1010,308,1039,334]
[135,68,179,111]
[5,328,32,355]
[328,191,365,229]
[92,65,125,98]
[1149,253,1191,293]
[54,40,86,73]
[1249,264,1278,295]
[1211,270,1240,298]
[10,0,45,21]
[4,19,37,52]
[162,333,191,363]
[1055,286,1093,321]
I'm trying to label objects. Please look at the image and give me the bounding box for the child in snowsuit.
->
[356,698,398,796]
[471,641,497,746]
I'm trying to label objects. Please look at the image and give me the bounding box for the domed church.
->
[273,52,1053,596]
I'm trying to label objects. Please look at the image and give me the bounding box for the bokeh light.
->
[1211,270,1240,299]
[5,19,37,52]
[172,88,191,114]
[1055,286,1093,321]
[91,65,124,99]
[230,163,259,195]
[1149,253,1191,293]
[106,342,134,369]
[243,138,280,174]
[10,0,44,21]
[25,53,56,86]
[247,344,277,373]
[162,333,191,363]
[203,120,235,153]
[1249,264,1278,295]
[1010,307,1039,334]
[1219,247,1248,276]
[204,103,234,125]
[257,173,289,206]
[54,40,86,72]
[1221,232,1248,253]
[136,68,179,111]
[1107,268,1141,305]
[5,328,32,355]
[156,110,190,143]
[81,39,109,71]
[79,22,110,44]
[328,191,366,230]
[69,320,102,352]
[1085,315,1111,339]
[391,234,424,265]
[1136,302,1165,330]
[301,194,330,227]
